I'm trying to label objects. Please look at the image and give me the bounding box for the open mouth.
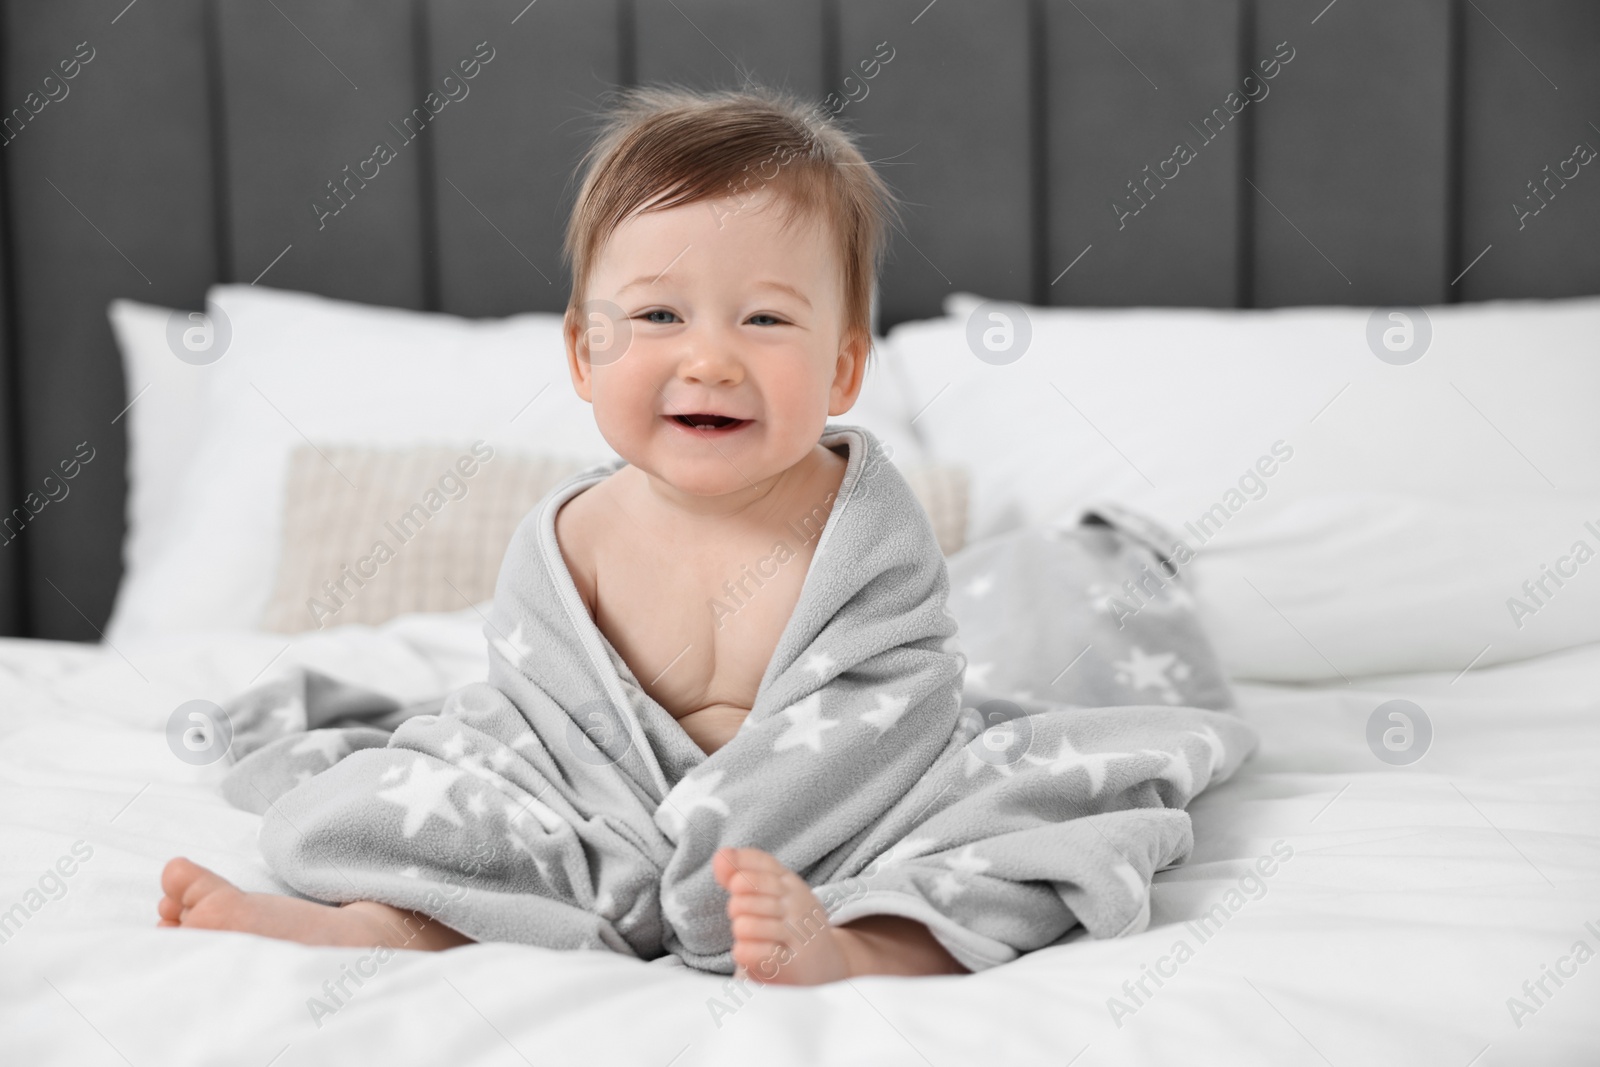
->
[668,413,750,433]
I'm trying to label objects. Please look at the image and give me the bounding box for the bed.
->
[2,611,1596,1064]
[2,284,1599,1064]
[2,2,1598,1064]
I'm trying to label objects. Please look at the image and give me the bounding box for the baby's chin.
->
[617,420,814,499]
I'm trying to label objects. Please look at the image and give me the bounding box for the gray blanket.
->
[222,424,1256,973]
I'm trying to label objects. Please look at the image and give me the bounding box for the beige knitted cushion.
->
[900,462,969,557]
[261,444,968,633]
[260,445,588,632]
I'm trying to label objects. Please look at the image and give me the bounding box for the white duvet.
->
[1,610,1596,1066]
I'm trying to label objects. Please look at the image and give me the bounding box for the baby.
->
[159,85,967,984]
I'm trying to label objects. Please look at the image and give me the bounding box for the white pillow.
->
[105,285,925,642]
[107,299,219,610]
[1175,491,1600,682]
[885,293,1600,543]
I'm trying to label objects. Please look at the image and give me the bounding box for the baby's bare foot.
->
[158,857,466,949]
[713,846,853,985]
[713,847,970,984]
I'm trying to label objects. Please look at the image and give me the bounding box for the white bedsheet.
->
[1,613,1596,1066]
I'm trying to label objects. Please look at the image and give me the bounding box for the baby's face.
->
[566,187,866,498]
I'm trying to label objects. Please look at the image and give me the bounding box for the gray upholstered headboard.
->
[1,0,1596,640]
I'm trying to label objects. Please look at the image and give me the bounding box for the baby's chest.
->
[597,536,814,711]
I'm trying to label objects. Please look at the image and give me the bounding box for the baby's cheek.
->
[589,369,649,421]
[763,355,834,417]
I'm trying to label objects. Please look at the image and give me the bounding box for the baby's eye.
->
[639,309,680,325]
[747,313,787,327]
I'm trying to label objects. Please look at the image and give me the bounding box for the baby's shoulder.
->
[553,474,613,618]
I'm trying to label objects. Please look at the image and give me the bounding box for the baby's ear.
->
[564,307,595,402]
[828,327,870,416]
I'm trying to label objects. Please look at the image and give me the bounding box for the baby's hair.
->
[562,83,901,350]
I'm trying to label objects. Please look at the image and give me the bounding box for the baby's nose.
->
[677,347,744,385]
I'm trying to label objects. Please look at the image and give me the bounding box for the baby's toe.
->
[160,856,207,899]
[726,888,784,919]
[160,856,240,919]
[721,847,785,874]
[713,847,784,892]
[731,913,791,945]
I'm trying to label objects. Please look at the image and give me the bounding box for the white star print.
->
[400,866,421,879]
[266,702,301,733]
[466,792,488,817]
[457,754,498,784]
[376,758,465,838]
[944,845,991,878]
[593,889,616,918]
[1140,748,1194,798]
[488,745,516,772]
[931,871,965,906]
[491,622,535,667]
[509,621,534,657]
[1145,584,1197,615]
[963,573,995,599]
[1113,647,1186,703]
[379,764,405,784]
[290,731,348,764]
[772,693,840,753]
[655,769,731,840]
[440,732,467,760]
[511,733,542,752]
[293,769,314,785]
[660,887,690,930]
[1086,583,1123,614]
[1023,735,1124,795]
[802,651,837,678]
[962,740,1017,779]
[861,692,910,733]
[864,836,938,876]
[505,797,566,834]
